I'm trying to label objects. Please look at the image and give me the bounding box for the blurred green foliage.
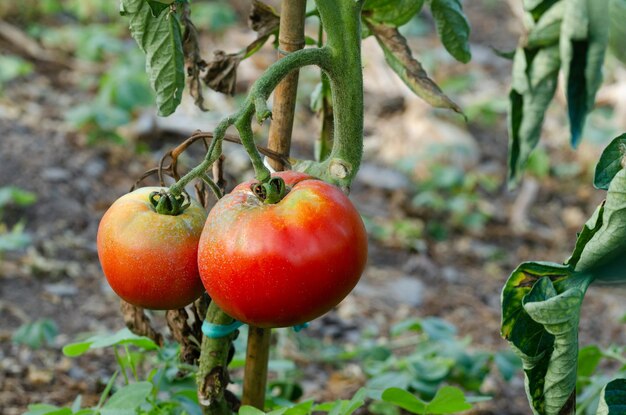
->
[412,165,499,237]
[12,319,59,349]
[0,54,33,93]
[0,186,36,253]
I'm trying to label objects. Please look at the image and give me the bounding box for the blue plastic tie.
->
[202,320,244,338]
[201,320,310,338]
[292,322,310,332]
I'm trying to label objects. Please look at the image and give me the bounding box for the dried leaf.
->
[181,1,207,110]
[202,1,278,95]
[249,0,280,37]
[203,50,241,95]
[368,23,463,115]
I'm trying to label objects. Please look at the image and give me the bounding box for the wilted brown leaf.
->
[181,1,207,110]
[249,0,280,37]
[367,21,464,115]
[203,50,241,95]
[202,1,279,95]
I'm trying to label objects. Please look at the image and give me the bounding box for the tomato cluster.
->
[97,172,368,327]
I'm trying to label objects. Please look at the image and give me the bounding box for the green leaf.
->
[62,328,158,357]
[507,45,561,186]
[382,388,427,414]
[560,0,609,147]
[594,133,626,190]
[565,203,604,268]
[577,345,603,379]
[120,0,185,116]
[382,386,473,414]
[0,225,32,252]
[23,404,72,415]
[501,261,592,415]
[101,381,152,415]
[494,350,523,382]
[420,317,457,341]
[426,386,474,414]
[239,406,267,415]
[12,319,58,349]
[430,0,471,63]
[390,317,422,336]
[527,1,565,48]
[146,0,170,17]
[573,169,626,283]
[367,372,412,400]
[596,378,626,414]
[363,0,425,27]
[0,54,33,86]
[0,186,37,208]
[608,0,626,63]
[367,23,463,115]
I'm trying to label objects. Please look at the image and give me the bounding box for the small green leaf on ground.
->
[382,386,474,414]
[0,186,37,208]
[12,319,58,349]
[100,381,152,415]
[62,328,158,357]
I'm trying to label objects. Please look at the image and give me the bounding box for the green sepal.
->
[149,189,191,215]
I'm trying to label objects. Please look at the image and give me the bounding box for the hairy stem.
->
[293,0,364,188]
[197,302,238,415]
[169,47,329,197]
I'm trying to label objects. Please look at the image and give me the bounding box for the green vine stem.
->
[168,0,365,198]
[292,0,365,188]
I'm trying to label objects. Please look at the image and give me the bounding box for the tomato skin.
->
[97,187,207,310]
[198,171,368,328]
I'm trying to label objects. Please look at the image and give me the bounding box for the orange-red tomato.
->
[198,171,368,328]
[97,187,207,310]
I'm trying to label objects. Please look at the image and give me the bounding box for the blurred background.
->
[1,1,625,414]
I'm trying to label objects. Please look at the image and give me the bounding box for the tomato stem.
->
[149,190,190,215]
[251,177,287,204]
[197,302,239,413]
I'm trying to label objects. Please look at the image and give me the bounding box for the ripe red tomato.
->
[198,171,368,328]
[97,187,207,310]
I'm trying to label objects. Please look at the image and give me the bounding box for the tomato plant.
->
[198,171,368,328]
[97,186,207,310]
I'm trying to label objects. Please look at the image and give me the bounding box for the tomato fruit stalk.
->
[197,171,368,328]
[97,187,207,310]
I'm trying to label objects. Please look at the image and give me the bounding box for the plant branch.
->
[169,47,330,198]
[292,0,364,189]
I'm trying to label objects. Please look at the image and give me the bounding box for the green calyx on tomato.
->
[149,189,191,216]
[251,176,287,204]
[198,171,368,328]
